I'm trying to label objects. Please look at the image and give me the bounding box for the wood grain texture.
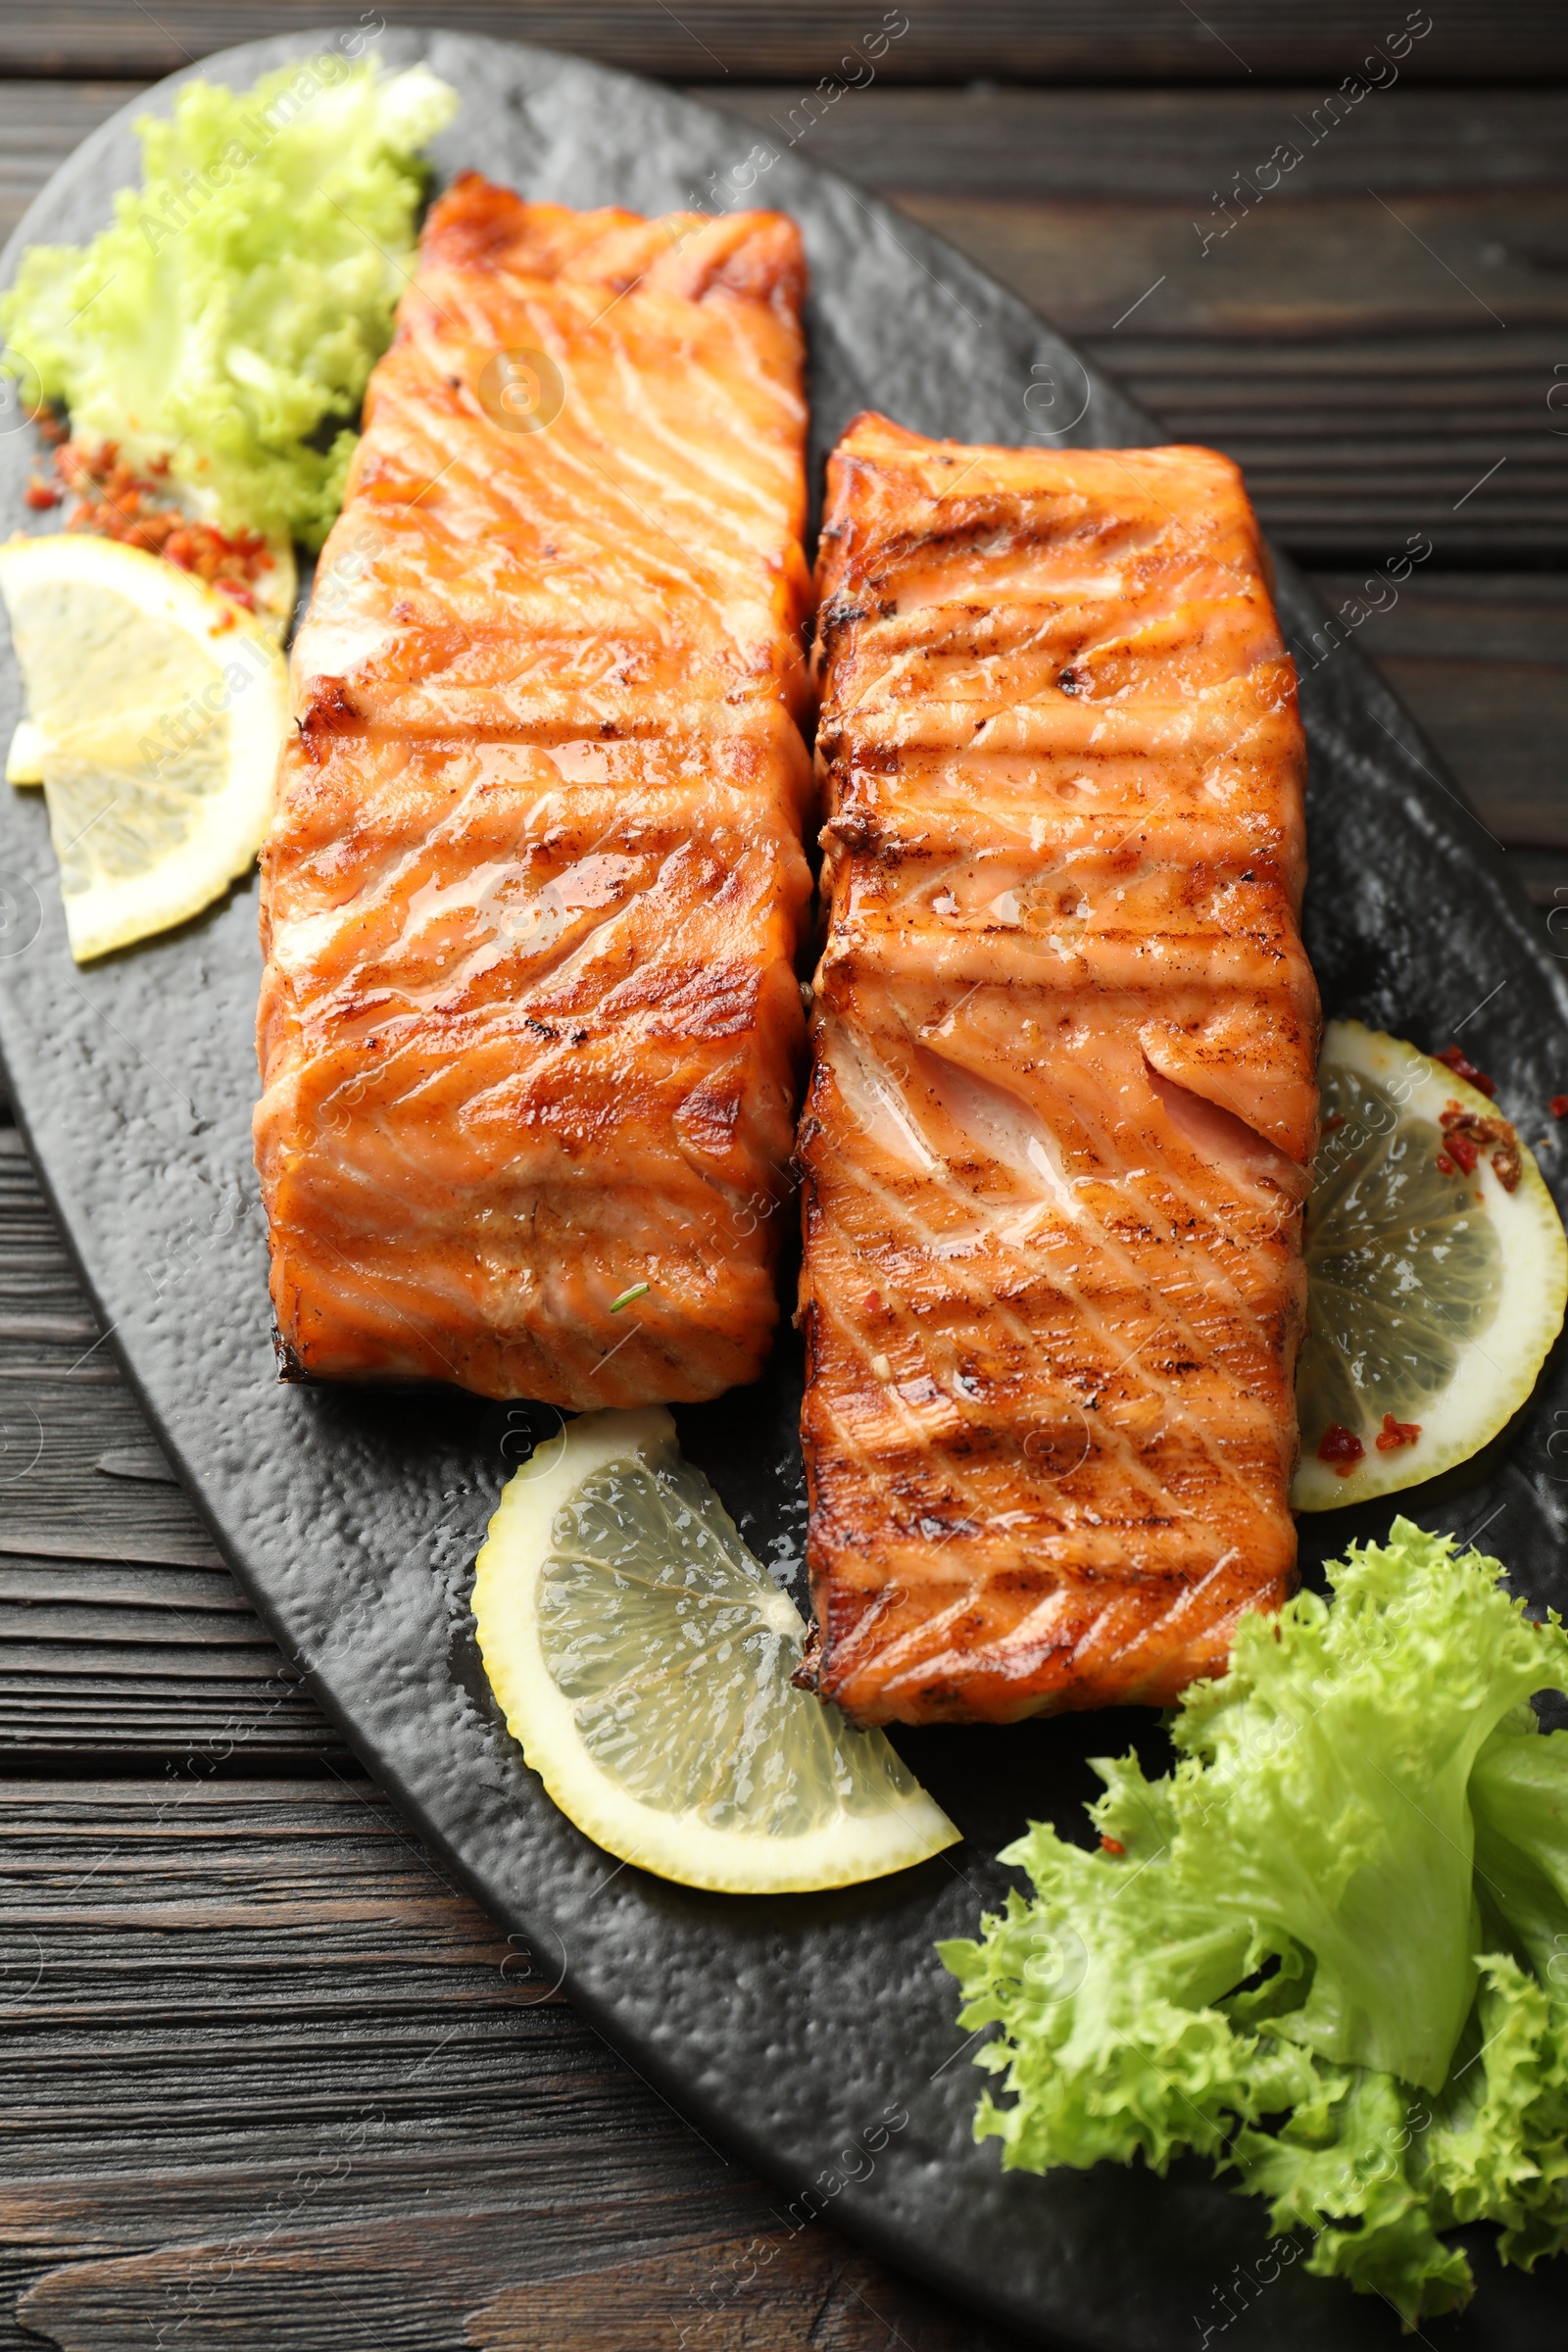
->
[0,1781,1017,2350]
[1304,573,1568,858]
[0,1131,335,1755]
[6,83,1568,210]
[708,86,1568,197]
[4,5,1567,88]
[18,2222,998,2350]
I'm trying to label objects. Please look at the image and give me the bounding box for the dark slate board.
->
[1,31,1565,2350]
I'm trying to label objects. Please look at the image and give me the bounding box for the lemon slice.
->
[0,533,288,960]
[472,1407,960,1892]
[1292,1019,1568,1510]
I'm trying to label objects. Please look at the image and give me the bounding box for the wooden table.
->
[2,10,1566,2346]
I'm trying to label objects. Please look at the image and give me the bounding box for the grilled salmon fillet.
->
[798,413,1319,1725]
[255,176,813,1404]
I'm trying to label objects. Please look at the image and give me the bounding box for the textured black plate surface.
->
[2,33,1566,2349]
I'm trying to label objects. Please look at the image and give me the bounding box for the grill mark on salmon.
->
[799,413,1319,1725]
[255,177,812,1403]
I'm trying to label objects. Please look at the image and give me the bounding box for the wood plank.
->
[0,1137,331,1752]
[0,1642,300,1683]
[0,1707,334,1753]
[4,5,1566,89]
[0,1602,270,1647]
[0,1779,1008,2352]
[1307,573,1568,852]
[0,1561,245,1611]
[703,86,1568,197]
[5,84,1568,226]
[897,192,1567,337]
[19,2218,1000,2351]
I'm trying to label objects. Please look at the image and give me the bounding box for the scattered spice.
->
[1439,1103,1522,1194]
[50,439,275,598]
[1435,1044,1495,1099]
[1317,1424,1366,1475]
[23,478,59,510]
[1321,1112,1346,1135]
[1552,1096,1568,1120]
[1375,1412,1422,1452]
[609,1281,650,1313]
[1101,1838,1126,1855]
[862,1290,881,1313]
[1436,1152,1455,1176]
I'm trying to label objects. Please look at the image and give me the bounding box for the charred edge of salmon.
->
[790,1620,824,1693]
[418,174,809,321]
[271,1327,312,1384]
[297,678,362,765]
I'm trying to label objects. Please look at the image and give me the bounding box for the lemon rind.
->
[472,1408,960,1894]
[1293,1019,1568,1511]
[5,718,45,785]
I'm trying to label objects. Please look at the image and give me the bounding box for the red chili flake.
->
[1317,1424,1365,1474]
[1436,1152,1455,1175]
[1435,1044,1496,1099]
[53,437,272,597]
[1441,1104,1522,1194]
[1101,1838,1126,1855]
[1375,1412,1422,1452]
[23,477,59,510]
[862,1290,881,1313]
[1321,1113,1345,1135]
[1553,1097,1568,1120]
[213,578,255,612]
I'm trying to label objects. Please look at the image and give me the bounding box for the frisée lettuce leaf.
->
[939,1520,1568,2322]
[0,55,458,546]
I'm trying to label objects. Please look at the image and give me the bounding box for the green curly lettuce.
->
[939,1520,1568,2323]
[1169,1519,1567,2091]
[0,55,458,546]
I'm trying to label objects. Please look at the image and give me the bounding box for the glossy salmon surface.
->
[798,414,1319,1724]
[256,177,813,1404]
